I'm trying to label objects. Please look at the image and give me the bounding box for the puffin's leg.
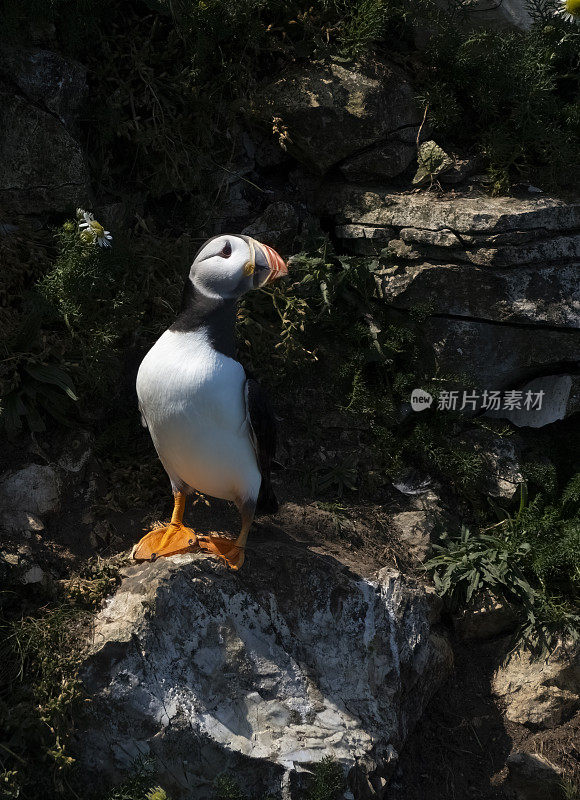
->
[197,498,255,571]
[132,491,198,562]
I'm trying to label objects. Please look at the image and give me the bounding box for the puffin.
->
[132,234,288,570]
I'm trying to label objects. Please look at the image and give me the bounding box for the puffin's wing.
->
[244,377,277,477]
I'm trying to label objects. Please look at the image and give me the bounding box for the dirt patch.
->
[1,449,414,576]
[387,635,580,799]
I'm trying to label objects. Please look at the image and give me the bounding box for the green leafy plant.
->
[425,525,536,611]
[212,758,345,800]
[213,774,276,800]
[2,0,578,198]
[416,3,580,192]
[214,775,248,800]
[426,468,580,647]
[103,758,169,800]
[37,218,139,392]
[307,756,346,800]
[310,461,359,496]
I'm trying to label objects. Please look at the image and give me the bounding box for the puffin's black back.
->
[246,376,279,514]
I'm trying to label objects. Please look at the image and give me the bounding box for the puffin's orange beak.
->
[253,240,288,285]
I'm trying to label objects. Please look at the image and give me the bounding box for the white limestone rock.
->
[0,465,62,529]
[77,544,452,799]
[493,641,580,729]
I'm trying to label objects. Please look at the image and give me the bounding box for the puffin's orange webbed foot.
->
[197,535,245,570]
[133,490,198,562]
[132,523,198,562]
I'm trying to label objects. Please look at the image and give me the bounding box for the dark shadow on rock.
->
[74,538,452,799]
[385,635,513,800]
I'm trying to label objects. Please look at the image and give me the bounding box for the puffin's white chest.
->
[136,330,261,502]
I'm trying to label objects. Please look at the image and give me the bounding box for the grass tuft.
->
[0,557,122,799]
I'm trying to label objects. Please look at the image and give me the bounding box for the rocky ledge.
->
[315,185,580,425]
[76,541,451,799]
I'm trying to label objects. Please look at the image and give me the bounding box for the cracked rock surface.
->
[315,185,580,422]
[0,46,91,214]
[76,543,451,799]
[493,641,580,729]
[248,59,422,176]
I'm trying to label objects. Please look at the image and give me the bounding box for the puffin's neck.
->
[170,279,237,359]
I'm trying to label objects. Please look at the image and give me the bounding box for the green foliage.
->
[310,461,359,496]
[0,359,78,438]
[426,524,536,610]
[0,557,122,800]
[307,756,346,800]
[212,757,345,800]
[401,419,489,498]
[86,7,217,199]
[0,0,413,204]
[0,0,112,49]
[0,211,194,439]
[239,245,431,497]
[252,248,579,644]
[64,558,122,610]
[241,246,414,387]
[1,0,578,195]
[0,0,578,789]
[214,775,248,800]
[562,471,580,514]
[507,477,580,597]
[427,473,580,647]
[102,759,169,800]
[213,774,276,800]
[1,215,133,435]
[38,219,141,394]
[0,221,81,436]
[417,4,580,192]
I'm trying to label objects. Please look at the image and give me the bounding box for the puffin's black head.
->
[188,234,288,301]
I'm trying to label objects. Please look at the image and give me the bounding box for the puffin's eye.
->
[220,241,232,258]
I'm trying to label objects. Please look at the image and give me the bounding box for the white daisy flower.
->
[556,0,580,23]
[78,211,113,247]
